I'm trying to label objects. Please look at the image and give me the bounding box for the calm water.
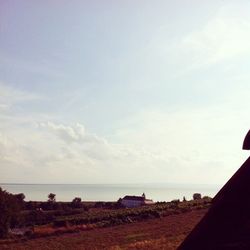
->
[0,183,220,202]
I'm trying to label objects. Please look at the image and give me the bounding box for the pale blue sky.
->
[1,1,250,185]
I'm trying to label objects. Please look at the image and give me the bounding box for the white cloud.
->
[0,118,206,184]
[40,122,86,143]
[1,100,249,185]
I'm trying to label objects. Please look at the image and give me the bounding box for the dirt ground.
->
[0,208,207,250]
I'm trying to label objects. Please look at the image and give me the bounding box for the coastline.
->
[0,183,218,202]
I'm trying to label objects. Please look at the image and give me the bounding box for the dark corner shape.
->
[178,130,250,250]
[243,130,250,150]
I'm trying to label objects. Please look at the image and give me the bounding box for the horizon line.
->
[0,182,221,187]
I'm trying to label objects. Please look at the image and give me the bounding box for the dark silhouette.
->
[71,197,82,208]
[0,188,22,238]
[178,130,250,249]
[193,193,201,200]
[47,193,56,202]
[243,130,250,149]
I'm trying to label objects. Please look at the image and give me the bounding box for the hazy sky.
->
[1,0,250,185]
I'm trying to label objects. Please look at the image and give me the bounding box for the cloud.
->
[40,122,85,143]
[39,121,109,146]
[0,118,200,184]
[1,106,248,185]
[39,121,125,161]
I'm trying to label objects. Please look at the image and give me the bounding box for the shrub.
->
[48,193,56,202]
[94,202,105,208]
[25,201,38,210]
[14,193,25,209]
[71,197,82,208]
[171,199,180,204]
[193,193,202,200]
[202,196,212,200]
[0,187,22,238]
[24,210,56,226]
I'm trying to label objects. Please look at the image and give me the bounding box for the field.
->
[0,199,210,249]
[0,209,207,250]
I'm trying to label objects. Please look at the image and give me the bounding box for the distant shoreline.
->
[0,183,218,203]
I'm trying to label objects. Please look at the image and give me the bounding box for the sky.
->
[1,0,250,185]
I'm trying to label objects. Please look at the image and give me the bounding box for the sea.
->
[0,183,220,202]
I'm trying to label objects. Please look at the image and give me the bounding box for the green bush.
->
[71,197,82,208]
[0,187,22,238]
[24,210,56,226]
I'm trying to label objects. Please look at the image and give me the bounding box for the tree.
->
[193,193,202,200]
[15,193,25,209]
[71,197,82,208]
[0,187,22,238]
[48,193,56,202]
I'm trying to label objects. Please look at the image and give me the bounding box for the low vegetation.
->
[0,209,208,250]
[0,186,212,242]
[0,188,25,238]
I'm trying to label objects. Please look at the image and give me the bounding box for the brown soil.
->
[0,208,207,250]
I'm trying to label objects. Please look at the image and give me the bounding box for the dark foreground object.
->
[179,131,250,250]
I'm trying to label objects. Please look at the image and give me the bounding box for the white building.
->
[121,193,154,208]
